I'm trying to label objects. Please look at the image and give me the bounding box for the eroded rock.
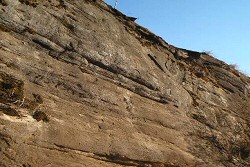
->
[0,0,249,166]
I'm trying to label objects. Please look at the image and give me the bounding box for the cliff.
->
[0,0,250,166]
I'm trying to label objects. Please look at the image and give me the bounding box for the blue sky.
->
[104,0,250,76]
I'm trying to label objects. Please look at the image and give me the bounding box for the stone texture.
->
[0,0,250,166]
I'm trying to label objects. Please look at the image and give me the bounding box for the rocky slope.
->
[0,0,250,166]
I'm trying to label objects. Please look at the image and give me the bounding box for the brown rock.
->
[0,0,249,166]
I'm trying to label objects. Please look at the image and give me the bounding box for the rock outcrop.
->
[0,0,250,166]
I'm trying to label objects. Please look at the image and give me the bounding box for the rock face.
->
[0,0,250,166]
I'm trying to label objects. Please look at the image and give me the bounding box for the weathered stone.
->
[0,0,249,166]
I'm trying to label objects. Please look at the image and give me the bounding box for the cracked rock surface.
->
[0,0,250,166]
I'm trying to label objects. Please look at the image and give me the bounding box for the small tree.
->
[202,50,213,56]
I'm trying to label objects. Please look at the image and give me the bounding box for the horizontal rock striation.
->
[0,0,250,166]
